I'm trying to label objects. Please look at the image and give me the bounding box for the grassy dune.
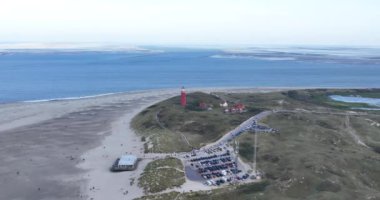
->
[138,157,185,194]
[132,92,263,152]
[134,89,380,199]
[257,112,380,199]
[135,181,270,200]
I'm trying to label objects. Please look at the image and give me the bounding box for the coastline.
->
[0,87,373,199]
[73,87,287,199]
[1,86,373,106]
[76,91,180,200]
[0,89,178,200]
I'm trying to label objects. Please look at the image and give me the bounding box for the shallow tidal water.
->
[1,48,379,103]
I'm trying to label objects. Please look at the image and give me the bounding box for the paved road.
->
[187,108,368,152]
[203,110,273,149]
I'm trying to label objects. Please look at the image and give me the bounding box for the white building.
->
[220,101,228,108]
[111,155,138,171]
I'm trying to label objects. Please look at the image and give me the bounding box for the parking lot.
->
[183,144,260,186]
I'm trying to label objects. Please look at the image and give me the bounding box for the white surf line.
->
[22,92,123,103]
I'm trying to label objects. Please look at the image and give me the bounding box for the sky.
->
[0,0,379,46]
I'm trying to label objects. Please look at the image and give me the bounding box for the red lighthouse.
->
[181,87,187,107]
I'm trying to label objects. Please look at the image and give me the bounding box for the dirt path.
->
[344,115,369,148]
[156,166,185,173]
[156,110,193,148]
[278,109,370,148]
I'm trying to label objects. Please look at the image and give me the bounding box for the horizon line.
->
[0,42,380,50]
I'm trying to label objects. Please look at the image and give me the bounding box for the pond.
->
[330,95,380,110]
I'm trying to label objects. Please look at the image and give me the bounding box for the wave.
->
[211,54,296,61]
[22,92,123,103]
[0,43,164,54]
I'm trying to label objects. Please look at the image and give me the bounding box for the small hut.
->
[111,155,138,172]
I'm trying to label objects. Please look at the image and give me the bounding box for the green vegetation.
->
[284,88,380,110]
[134,192,181,200]
[132,92,263,152]
[233,110,380,199]
[238,133,256,163]
[349,115,380,153]
[138,157,185,194]
[133,89,380,153]
[134,181,270,200]
[259,112,380,199]
[134,89,380,199]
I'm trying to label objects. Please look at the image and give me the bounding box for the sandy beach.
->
[0,89,180,200]
[0,88,286,200]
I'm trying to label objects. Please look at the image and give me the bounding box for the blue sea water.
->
[0,48,379,103]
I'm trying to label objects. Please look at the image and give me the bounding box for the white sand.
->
[0,89,178,200]
[77,100,161,199]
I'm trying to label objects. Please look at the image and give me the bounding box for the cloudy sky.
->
[0,0,379,46]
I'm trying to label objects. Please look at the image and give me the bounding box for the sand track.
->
[0,90,177,200]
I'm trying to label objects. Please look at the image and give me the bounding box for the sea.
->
[0,46,379,103]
